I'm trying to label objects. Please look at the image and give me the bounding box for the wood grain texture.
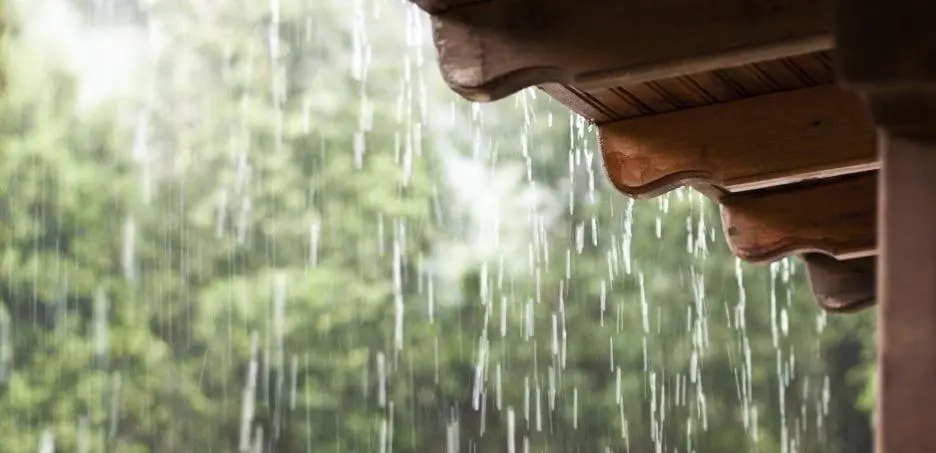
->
[720,172,877,262]
[599,85,877,198]
[835,4,936,448]
[571,51,836,123]
[875,134,936,453]
[538,83,617,123]
[426,0,833,102]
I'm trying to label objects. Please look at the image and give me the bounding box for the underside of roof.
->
[410,0,877,312]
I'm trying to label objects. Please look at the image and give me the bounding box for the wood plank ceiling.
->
[410,0,878,312]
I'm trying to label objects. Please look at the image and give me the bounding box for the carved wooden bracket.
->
[599,84,876,198]
[721,172,877,262]
[418,0,834,102]
[803,253,876,312]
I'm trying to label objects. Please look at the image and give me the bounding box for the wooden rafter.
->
[419,0,834,102]
[802,253,876,312]
[720,173,877,262]
[599,84,876,198]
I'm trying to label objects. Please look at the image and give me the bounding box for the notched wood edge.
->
[442,65,571,103]
[722,226,875,263]
[719,174,877,263]
[802,253,876,313]
[427,7,831,102]
[597,85,877,198]
[598,159,880,200]
[728,241,876,264]
[437,41,834,103]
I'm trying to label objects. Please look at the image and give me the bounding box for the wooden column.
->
[836,1,936,450]
[877,134,936,451]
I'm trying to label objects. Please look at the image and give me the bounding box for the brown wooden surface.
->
[876,135,936,452]
[720,173,876,262]
[836,2,936,450]
[543,51,837,124]
[836,0,936,89]
[426,0,833,102]
[599,84,876,198]
[802,253,876,312]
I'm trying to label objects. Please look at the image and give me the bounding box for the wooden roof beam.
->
[416,0,834,102]
[803,253,876,313]
[599,84,877,198]
[720,172,877,262]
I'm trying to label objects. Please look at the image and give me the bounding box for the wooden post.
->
[877,133,936,451]
[835,0,936,451]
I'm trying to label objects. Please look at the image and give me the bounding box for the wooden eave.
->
[412,1,936,450]
[410,0,877,312]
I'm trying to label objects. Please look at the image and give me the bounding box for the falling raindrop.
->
[309,220,321,267]
[377,351,387,408]
[37,430,54,453]
[239,331,260,452]
[93,287,109,367]
[121,215,136,282]
[0,309,10,384]
[446,413,460,453]
[507,407,516,453]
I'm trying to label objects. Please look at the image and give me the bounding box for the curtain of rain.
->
[0,0,876,452]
